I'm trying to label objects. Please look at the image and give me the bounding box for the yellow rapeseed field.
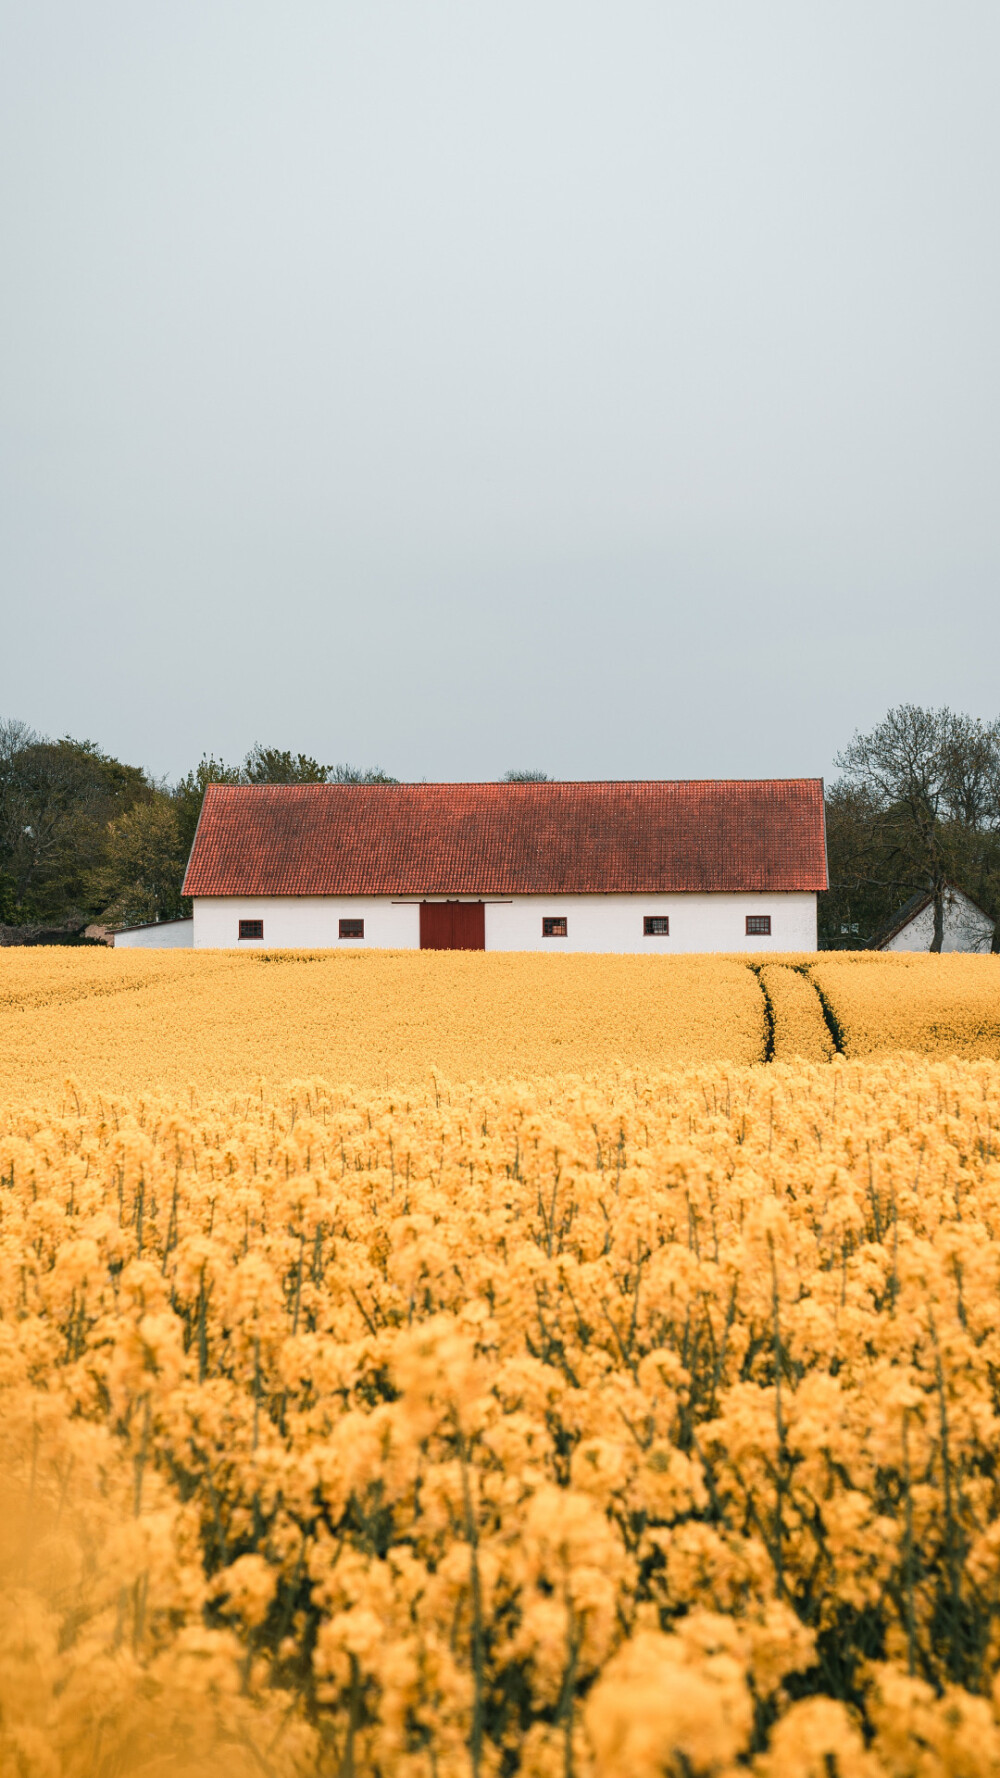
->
[808,954,1000,1060]
[0,949,771,1101]
[756,964,835,1063]
[2,949,1000,1104]
[6,1058,1000,1777]
[5,948,1000,1776]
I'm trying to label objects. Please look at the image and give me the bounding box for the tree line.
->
[0,726,397,939]
[2,707,998,947]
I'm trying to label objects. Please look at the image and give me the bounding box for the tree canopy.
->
[824,705,1000,950]
[0,723,153,927]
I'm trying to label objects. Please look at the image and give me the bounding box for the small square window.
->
[644,916,670,936]
[542,916,568,937]
[339,918,365,939]
[746,915,772,936]
[238,919,264,940]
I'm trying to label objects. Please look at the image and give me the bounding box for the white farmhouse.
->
[872,884,995,953]
[181,778,828,953]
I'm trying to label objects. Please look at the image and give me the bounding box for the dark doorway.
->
[419,901,486,950]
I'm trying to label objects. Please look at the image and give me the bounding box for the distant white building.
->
[113,918,194,949]
[873,885,995,954]
[180,778,829,954]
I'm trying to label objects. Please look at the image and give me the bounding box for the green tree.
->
[0,723,152,925]
[0,870,16,925]
[242,745,332,784]
[501,769,550,782]
[92,798,188,928]
[826,706,1000,950]
[328,762,398,784]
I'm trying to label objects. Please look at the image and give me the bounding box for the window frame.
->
[745,914,772,937]
[643,916,670,937]
[238,919,264,941]
[542,916,568,938]
[339,918,365,940]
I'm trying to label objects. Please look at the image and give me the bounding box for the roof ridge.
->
[204,776,825,790]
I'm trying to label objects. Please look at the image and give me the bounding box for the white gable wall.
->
[883,888,995,953]
[192,893,817,953]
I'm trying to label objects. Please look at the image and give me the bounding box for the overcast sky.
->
[2,2,998,784]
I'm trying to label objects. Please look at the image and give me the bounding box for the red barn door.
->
[419,901,485,950]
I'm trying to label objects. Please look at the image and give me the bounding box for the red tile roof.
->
[183,780,827,897]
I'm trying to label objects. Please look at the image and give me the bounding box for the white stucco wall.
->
[192,894,817,953]
[113,919,194,948]
[482,894,815,952]
[884,889,995,954]
[194,897,420,950]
